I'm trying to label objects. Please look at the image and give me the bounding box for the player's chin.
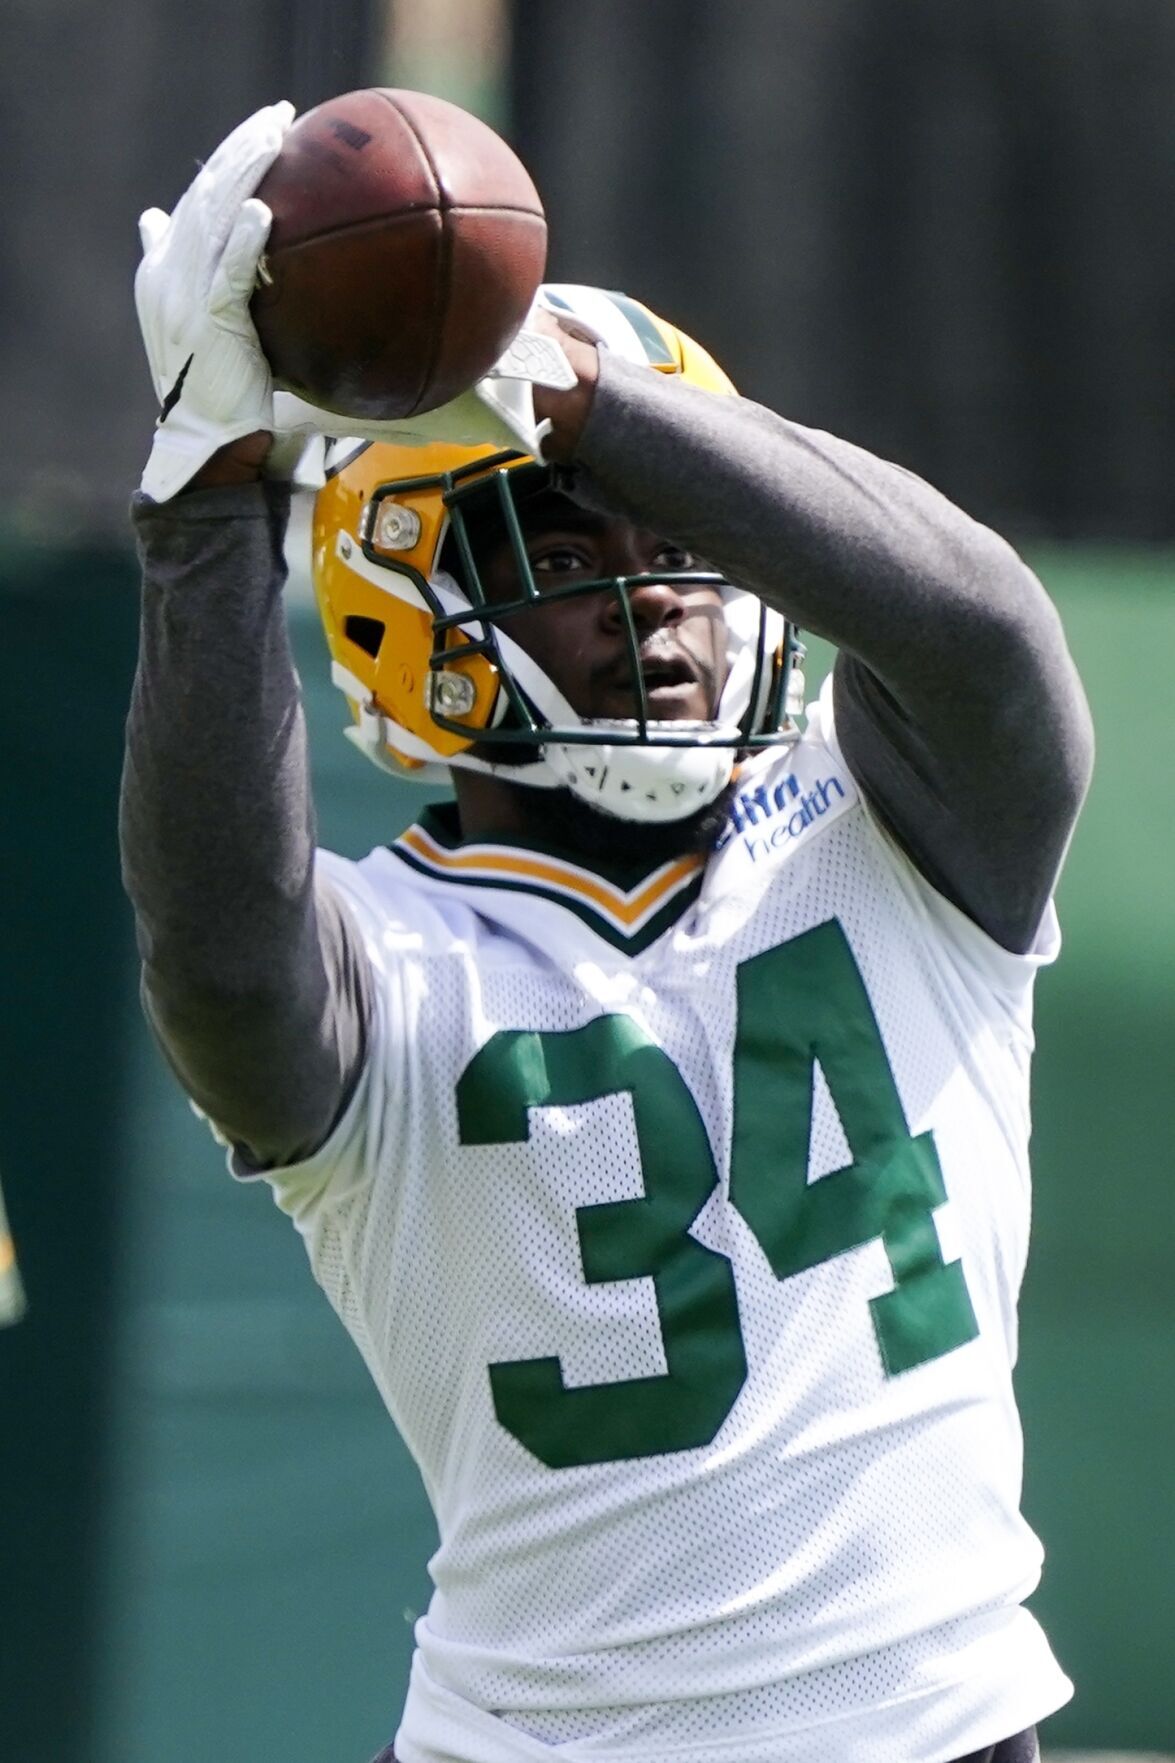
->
[541,773,740,867]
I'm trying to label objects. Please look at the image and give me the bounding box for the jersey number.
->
[456,918,979,1468]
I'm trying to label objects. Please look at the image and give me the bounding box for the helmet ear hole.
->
[344,615,386,659]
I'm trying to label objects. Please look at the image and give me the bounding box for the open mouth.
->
[600,651,703,716]
[640,653,695,689]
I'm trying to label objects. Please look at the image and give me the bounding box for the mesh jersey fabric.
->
[233,680,1072,1763]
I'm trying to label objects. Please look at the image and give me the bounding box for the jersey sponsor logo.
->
[716,768,850,861]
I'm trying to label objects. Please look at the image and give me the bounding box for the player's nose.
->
[594,521,689,632]
[600,574,686,635]
[626,577,687,633]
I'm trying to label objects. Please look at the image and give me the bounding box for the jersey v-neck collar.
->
[389,802,706,953]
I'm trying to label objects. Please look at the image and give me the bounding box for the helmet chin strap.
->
[446,722,736,824]
[543,733,736,824]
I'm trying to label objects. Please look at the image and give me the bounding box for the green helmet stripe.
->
[604,291,678,365]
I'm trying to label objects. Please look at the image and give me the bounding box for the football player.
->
[122,106,1093,1763]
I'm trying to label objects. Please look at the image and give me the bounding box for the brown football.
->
[250,88,547,420]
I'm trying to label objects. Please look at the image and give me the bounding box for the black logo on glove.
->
[158,353,194,424]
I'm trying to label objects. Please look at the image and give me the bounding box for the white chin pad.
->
[545,728,735,824]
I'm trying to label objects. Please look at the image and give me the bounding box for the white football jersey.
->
[243,685,1072,1763]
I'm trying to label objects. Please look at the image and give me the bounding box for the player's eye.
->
[651,543,698,571]
[530,542,595,576]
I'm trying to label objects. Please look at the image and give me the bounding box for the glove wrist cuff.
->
[531,333,600,462]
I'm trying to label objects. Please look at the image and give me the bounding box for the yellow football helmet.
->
[312,285,805,823]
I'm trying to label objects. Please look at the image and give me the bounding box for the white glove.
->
[270,300,579,460]
[135,101,295,501]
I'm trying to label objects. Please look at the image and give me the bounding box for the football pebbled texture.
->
[251,88,547,420]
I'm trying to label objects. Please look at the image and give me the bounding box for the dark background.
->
[1,3,1172,1760]
[517,0,1175,542]
[4,0,1174,543]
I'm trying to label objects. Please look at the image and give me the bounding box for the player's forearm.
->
[122,482,313,987]
[571,354,1050,696]
[120,481,369,1164]
[569,353,1093,950]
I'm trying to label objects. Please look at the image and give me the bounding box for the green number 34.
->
[456,919,979,1469]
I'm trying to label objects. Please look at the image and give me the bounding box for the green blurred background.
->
[2,3,1173,1760]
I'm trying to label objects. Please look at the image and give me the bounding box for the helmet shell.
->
[311,287,800,796]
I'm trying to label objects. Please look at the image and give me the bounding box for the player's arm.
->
[538,345,1093,954]
[121,470,373,1168]
[120,105,372,1169]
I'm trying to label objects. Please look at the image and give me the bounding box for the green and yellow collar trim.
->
[391,805,704,952]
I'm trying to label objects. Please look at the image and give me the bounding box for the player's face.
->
[477,503,729,723]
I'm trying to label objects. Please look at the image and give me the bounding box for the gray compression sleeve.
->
[574,354,1094,952]
[120,481,373,1168]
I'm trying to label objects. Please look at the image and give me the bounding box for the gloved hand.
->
[270,294,581,462]
[135,101,295,501]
